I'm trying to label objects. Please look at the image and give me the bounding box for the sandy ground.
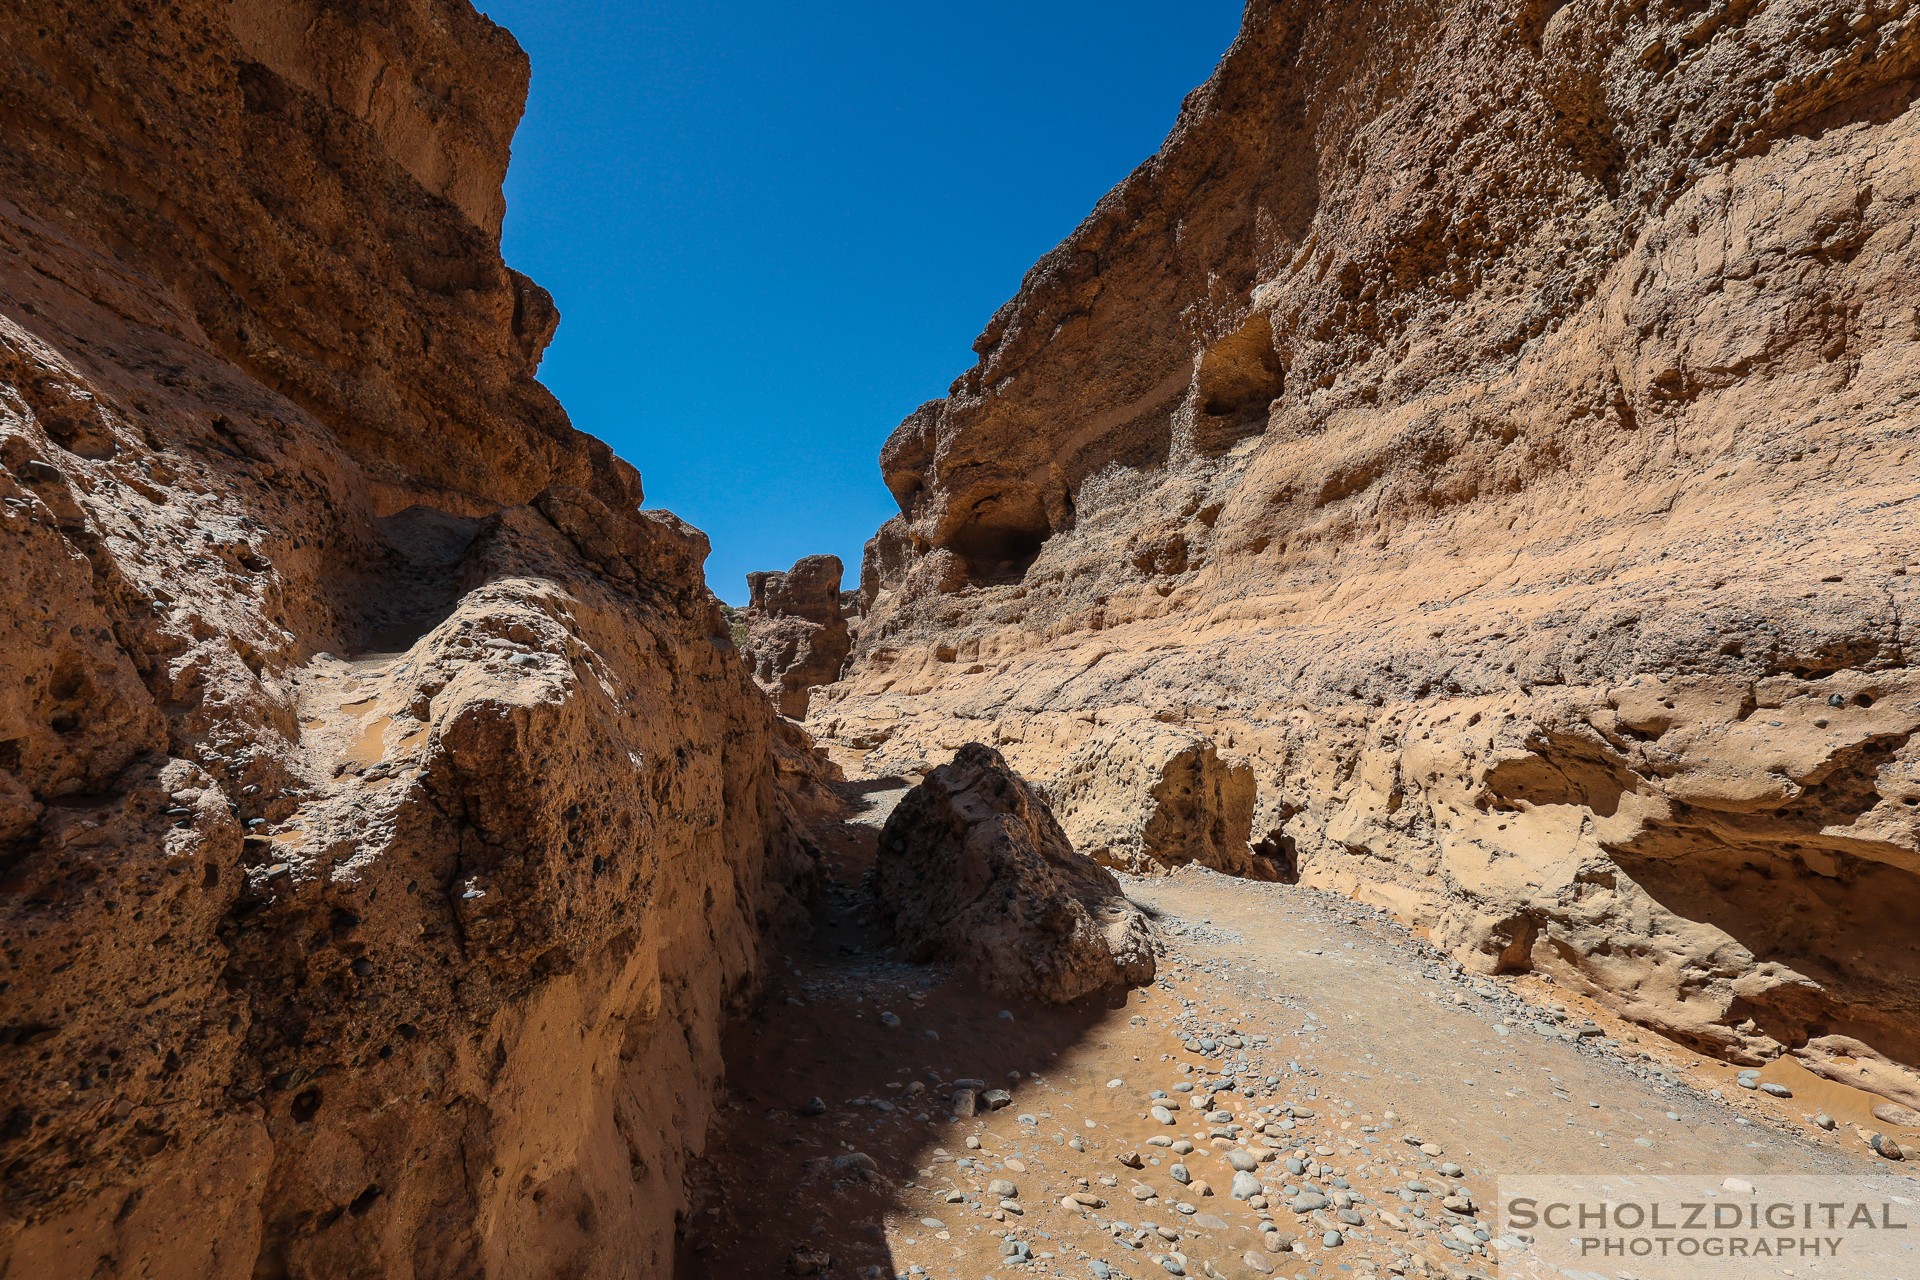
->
[677,783,1920,1279]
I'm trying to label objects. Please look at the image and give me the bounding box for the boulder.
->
[872,744,1155,1002]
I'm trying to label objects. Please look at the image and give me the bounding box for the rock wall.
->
[740,554,853,718]
[0,4,807,1277]
[819,0,1920,1106]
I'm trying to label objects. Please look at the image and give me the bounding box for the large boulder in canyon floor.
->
[873,744,1156,1002]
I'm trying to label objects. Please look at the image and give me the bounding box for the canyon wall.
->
[820,0,1920,1105]
[740,554,853,718]
[0,3,808,1277]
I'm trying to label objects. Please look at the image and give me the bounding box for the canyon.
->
[3,1,1919,1278]
[815,0,1920,1115]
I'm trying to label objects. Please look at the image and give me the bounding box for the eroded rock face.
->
[1050,727,1275,878]
[0,4,808,1277]
[741,554,853,718]
[873,744,1156,1002]
[820,0,1920,1103]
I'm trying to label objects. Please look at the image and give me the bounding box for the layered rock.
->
[820,0,1920,1105]
[873,744,1156,1002]
[740,553,853,718]
[0,4,807,1277]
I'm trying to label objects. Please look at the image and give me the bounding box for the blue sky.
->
[471,1,1245,603]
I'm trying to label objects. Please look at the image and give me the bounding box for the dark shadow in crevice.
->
[1250,826,1300,884]
[327,505,482,654]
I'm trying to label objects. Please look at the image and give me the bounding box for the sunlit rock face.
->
[742,554,854,718]
[821,0,1920,1105]
[0,4,812,1277]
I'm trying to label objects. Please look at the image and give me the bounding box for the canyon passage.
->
[4,2,1920,1279]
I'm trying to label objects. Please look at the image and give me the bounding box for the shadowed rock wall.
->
[821,0,1920,1106]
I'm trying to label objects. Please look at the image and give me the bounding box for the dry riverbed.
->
[677,783,1919,1280]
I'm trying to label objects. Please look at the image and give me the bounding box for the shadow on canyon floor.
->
[675,779,1128,1279]
[674,784,1920,1280]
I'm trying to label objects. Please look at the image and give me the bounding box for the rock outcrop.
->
[819,0,1920,1106]
[0,4,808,1277]
[740,553,853,718]
[873,744,1156,1002]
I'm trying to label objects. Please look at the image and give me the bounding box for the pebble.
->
[1170,1164,1191,1185]
[1226,1150,1258,1172]
[1815,1113,1837,1130]
[1151,1105,1176,1125]
[983,1089,1013,1110]
[1230,1171,1262,1200]
[1322,1229,1343,1248]
[1760,1082,1793,1098]
[988,1179,1018,1199]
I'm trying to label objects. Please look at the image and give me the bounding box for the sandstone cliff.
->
[820,0,1920,1107]
[740,554,853,718]
[0,4,807,1277]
